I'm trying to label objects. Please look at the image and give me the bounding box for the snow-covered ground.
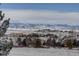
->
[5,28,79,56]
[9,47,79,56]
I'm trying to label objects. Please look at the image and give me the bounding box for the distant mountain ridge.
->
[9,23,79,30]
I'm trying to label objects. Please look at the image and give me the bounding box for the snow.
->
[9,47,79,56]
[5,28,79,56]
[6,28,37,34]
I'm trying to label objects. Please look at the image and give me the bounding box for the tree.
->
[46,37,52,47]
[16,37,22,46]
[51,38,56,48]
[0,11,10,37]
[22,39,27,47]
[0,10,10,55]
[66,39,73,49]
[35,39,41,48]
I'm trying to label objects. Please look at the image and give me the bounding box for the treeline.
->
[15,33,79,49]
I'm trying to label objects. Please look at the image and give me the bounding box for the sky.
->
[0,3,79,25]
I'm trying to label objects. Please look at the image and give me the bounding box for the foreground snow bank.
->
[9,47,79,56]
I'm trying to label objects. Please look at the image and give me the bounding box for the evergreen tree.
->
[0,11,10,37]
[35,39,41,48]
[0,10,10,55]
[16,37,22,46]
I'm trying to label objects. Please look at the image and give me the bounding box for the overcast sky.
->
[0,3,79,25]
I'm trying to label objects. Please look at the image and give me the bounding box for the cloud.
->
[2,9,79,25]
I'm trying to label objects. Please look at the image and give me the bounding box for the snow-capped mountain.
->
[9,23,79,30]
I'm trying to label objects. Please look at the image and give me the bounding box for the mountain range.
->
[9,23,79,30]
